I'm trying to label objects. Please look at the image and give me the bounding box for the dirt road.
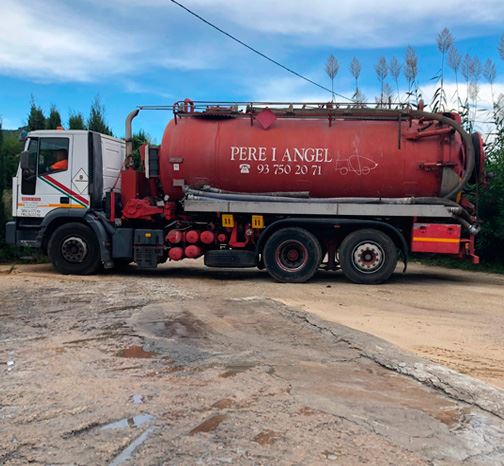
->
[1,262,504,464]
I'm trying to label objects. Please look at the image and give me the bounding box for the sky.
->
[0,0,503,141]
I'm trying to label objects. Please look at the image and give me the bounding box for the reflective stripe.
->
[18,203,84,209]
[412,237,460,243]
[38,174,89,207]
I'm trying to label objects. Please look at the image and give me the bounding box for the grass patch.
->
[413,254,504,275]
[0,244,48,264]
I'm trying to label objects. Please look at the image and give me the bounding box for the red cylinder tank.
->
[168,247,184,261]
[166,229,183,244]
[185,245,202,258]
[185,230,200,244]
[158,108,468,200]
[200,231,216,245]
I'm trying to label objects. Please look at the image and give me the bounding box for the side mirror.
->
[20,151,31,170]
[18,129,28,142]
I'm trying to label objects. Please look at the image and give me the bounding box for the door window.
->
[38,138,69,175]
[21,138,39,195]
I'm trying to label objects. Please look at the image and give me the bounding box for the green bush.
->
[476,111,504,264]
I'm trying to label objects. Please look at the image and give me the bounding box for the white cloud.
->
[1,0,503,102]
[158,44,225,71]
[247,76,329,102]
[418,81,504,111]
[0,1,140,81]
[111,0,504,48]
[416,81,504,135]
[0,0,223,82]
[121,79,173,99]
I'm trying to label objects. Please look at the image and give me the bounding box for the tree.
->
[404,46,418,104]
[68,111,86,130]
[470,56,481,83]
[87,96,113,135]
[132,130,151,169]
[448,46,461,104]
[483,58,497,106]
[0,119,4,243]
[27,97,46,131]
[434,27,453,111]
[382,83,393,107]
[389,57,401,102]
[350,57,361,101]
[46,105,62,129]
[325,54,339,101]
[476,95,504,263]
[352,89,366,105]
[467,56,482,127]
[374,57,388,104]
[461,54,472,87]
[0,122,23,247]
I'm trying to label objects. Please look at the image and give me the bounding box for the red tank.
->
[158,104,469,201]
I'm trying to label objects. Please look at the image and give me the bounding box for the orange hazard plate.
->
[411,223,461,254]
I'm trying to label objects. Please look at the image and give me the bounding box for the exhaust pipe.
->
[125,108,140,167]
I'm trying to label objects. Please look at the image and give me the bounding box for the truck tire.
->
[48,222,101,275]
[263,227,322,283]
[339,229,397,284]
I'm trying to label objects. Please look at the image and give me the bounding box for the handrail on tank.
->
[125,101,475,200]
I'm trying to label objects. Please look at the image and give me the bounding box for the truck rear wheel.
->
[48,223,101,275]
[263,227,322,283]
[339,229,397,284]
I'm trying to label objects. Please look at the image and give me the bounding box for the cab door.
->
[17,135,87,218]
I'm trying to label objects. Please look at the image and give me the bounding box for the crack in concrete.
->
[462,446,504,463]
[277,302,504,424]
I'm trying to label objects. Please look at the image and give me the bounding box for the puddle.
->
[108,426,155,466]
[131,394,144,405]
[7,352,14,372]
[190,414,227,434]
[135,310,207,339]
[116,346,156,358]
[163,315,205,338]
[101,414,154,431]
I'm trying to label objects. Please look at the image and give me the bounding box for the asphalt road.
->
[1,262,504,465]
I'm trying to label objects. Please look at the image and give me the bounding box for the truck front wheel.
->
[263,227,322,283]
[339,229,397,284]
[48,223,101,275]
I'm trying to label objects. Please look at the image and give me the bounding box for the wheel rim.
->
[61,236,88,263]
[351,241,385,273]
[275,240,308,272]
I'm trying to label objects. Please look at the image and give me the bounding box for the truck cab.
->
[6,130,124,257]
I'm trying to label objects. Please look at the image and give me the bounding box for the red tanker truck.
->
[6,100,484,283]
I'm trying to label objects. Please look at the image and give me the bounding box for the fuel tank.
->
[158,106,469,201]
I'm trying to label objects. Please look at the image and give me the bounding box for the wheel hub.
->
[352,242,384,273]
[61,237,88,263]
[276,240,308,272]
